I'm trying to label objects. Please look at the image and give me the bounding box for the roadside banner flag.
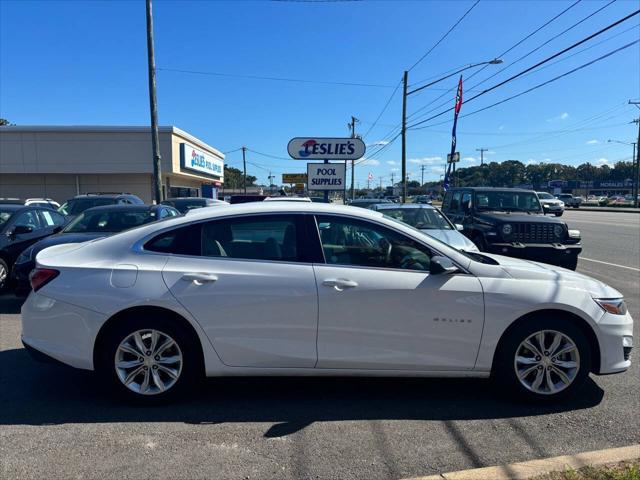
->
[444,75,463,191]
[368,172,374,182]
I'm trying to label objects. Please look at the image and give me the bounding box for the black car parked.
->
[0,204,67,289]
[161,197,228,213]
[58,192,144,219]
[10,204,180,294]
[441,187,582,270]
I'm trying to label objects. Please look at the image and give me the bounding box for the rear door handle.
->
[322,278,358,291]
[181,273,218,285]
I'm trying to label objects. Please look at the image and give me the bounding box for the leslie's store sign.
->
[180,143,224,180]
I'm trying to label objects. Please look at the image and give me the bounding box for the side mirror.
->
[53,226,63,234]
[455,224,464,231]
[12,225,33,236]
[429,255,459,275]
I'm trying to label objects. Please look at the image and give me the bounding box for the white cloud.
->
[389,167,399,172]
[429,166,445,174]
[463,156,477,163]
[386,160,398,166]
[369,140,389,147]
[596,158,610,166]
[408,156,442,165]
[586,139,599,145]
[498,125,505,131]
[547,112,569,122]
[360,158,380,166]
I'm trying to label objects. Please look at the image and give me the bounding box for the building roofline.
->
[0,125,224,159]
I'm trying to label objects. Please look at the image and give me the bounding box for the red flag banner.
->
[454,75,463,115]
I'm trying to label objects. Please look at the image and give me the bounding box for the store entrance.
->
[169,186,200,198]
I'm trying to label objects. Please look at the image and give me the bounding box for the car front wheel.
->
[493,318,591,402]
[97,317,199,403]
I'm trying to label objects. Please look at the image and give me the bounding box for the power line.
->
[406,0,584,122]
[158,67,395,89]
[362,78,402,139]
[407,9,640,129]
[408,0,480,72]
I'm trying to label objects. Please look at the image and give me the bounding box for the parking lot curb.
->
[570,207,640,213]
[401,444,640,480]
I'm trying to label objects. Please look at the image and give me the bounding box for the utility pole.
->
[391,172,395,187]
[631,100,640,208]
[379,176,383,191]
[476,147,488,166]
[349,116,359,200]
[145,0,162,204]
[420,164,425,188]
[241,146,247,194]
[401,71,408,203]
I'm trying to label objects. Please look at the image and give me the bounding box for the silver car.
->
[369,203,478,252]
[536,192,564,216]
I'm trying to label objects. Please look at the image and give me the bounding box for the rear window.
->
[70,198,116,215]
[145,224,202,255]
[64,210,155,233]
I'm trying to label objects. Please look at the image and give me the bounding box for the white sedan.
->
[21,202,632,403]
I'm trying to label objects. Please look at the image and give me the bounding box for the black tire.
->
[472,234,487,252]
[560,256,578,271]
[0,258,9,291]
[493,316,591,403]
[96,315,201,404]
[554,212,563,217]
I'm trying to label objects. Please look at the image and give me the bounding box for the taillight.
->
[29,268,60,292]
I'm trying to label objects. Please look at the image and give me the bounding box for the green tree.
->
[0,118,12,126]
[224,166,257,190]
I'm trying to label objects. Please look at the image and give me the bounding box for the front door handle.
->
[322,278,358,291]
[181,273,218,285]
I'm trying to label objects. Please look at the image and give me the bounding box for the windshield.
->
[536,192,554,199]
[475,191,542,213]
[381,208,452,230]
[63,209,155,233]
[0,209,15,227]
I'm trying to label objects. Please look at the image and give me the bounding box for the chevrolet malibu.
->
[21,202,632,403]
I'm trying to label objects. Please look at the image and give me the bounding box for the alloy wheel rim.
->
[514,329,580,395]
[0,264,6,283]
[115,329,183,395]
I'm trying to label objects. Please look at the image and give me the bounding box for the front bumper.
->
[485,242,582,265]
[595,311,633,374]
[21,291,107,370]
[543,205,564,212]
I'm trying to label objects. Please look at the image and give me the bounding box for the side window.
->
[13,211,42,231]
[450,191,462,212]
[461,192,472,212]
[316,215,432,271]
[39,210,66,227]
[144,224,202,255]
[201,215,300,262]
[442,191,452,211]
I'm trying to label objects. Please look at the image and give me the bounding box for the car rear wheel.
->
[493,317,591,402]
[0,258,8,291]
[554,212,563,217]
[97,317,199,403]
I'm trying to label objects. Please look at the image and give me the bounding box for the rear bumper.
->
[21,292,107,370]
[485,242,582,264]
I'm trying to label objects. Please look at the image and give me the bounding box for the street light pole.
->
[609,137,638,208]
[400,59,502,204]
[145,0,162,204]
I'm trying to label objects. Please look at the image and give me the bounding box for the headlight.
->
[568,229,580,239]
[501,223,512,235]
[594,298,627,315]
[553,225,564,237]
[559,201,565,207]
[15,248,34,264]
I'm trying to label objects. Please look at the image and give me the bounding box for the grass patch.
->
[533,460,640,480]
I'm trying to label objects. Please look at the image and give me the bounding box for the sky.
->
[1,0,639,187]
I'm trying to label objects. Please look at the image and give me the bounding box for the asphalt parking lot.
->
[0,210,638,480]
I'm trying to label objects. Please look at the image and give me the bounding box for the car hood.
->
[475,211,560,223]
[481,253,622,298]
[30,232,108,254]
[420,229,478,252]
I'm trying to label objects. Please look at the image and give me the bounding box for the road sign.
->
[282,173,307,184]
[307,163,346,190]
[447,152,460,163]
[288,137,366,160]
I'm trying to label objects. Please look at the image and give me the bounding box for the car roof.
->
[0,203,25,212]
[164,197,210,201]
[448,187,534,192]
[73,193,136,200]
[373,203,435,210]
[81,204,155,214]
